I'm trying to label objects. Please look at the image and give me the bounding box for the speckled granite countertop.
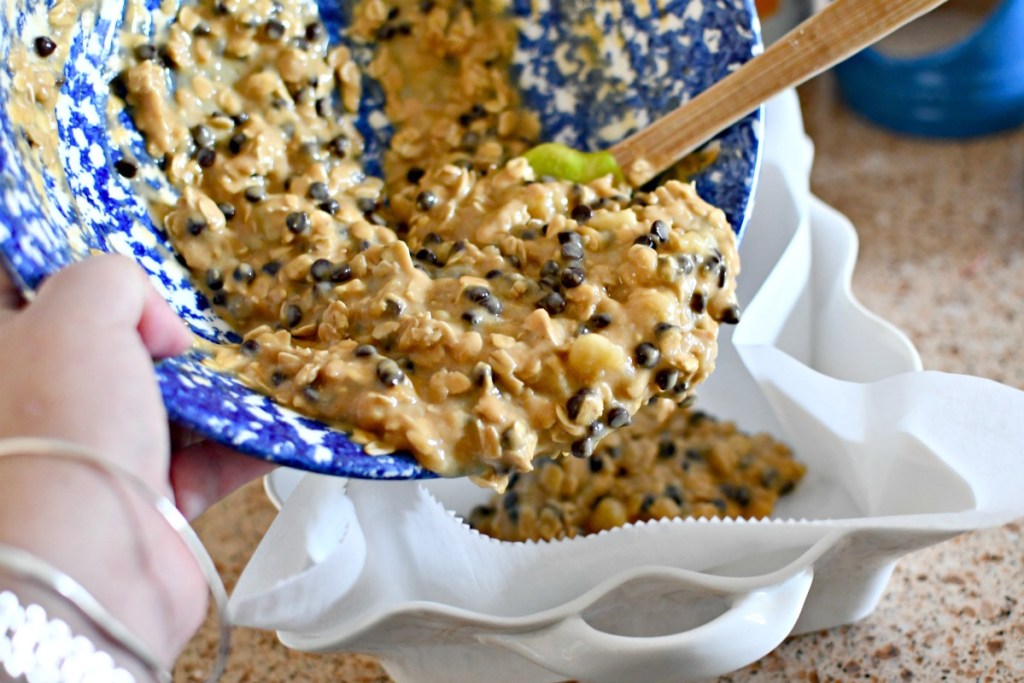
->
[175,77,1024,683]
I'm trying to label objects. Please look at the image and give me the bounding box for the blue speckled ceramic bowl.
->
[0,0,763,479]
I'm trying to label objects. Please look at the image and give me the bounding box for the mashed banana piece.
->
[118,0,742,483]
[470,404,807,542]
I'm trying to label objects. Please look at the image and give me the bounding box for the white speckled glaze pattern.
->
[0,0,762,479]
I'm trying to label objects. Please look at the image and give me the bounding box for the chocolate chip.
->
[416,190,438,211]
[157,45,178,69]
[606,406,631,429]
[241,339,260,355]
[282,303,302,328]
[328,135,350,157]
[472,363,492,386]
[228,132,247,154]
[264,19,286,40]
[721,483,751,507]
[665,484,683,505]
[233,263,255,283]
[633,234,658,249]
[461,310,482,326]
[570,204,592,223]
[354,344,376,357]
[406,166,426,183]
[262,261,282,275]
[538,291,565,315]
[186,218,206,236]
[318,199,340,215]
[570,438,594,458]
[560,267,585,289]
[34,36,57,57]
[109,73,128,99]
[650,219,669,243]
[305,21,324,41]
[635,342,660,368]
[310,259,333,281]
[286,211,311,234]
[376,359,405,387]
[566,389,589,421]
[718,305,741,325]
[690,291,707,314]
[463,286,492,305]
[657,440,676,459]
[483,297,503,316]
[314,97,335,118]
[244,185,266,203]
[218,202,236,220]
[560,241,584,261]
[190,124,215,149]
[415,248,439,266]
[540,260,561,279]
[330,263,353,283]
[308,182,330,201]
[355,197,376,214]
[114,159,138,178]
[206,268,224,290]
[589,312,612,329]
[196,147,217,168]
[133,43,157,61]
[704,252,722,272]
[655,368,679,391]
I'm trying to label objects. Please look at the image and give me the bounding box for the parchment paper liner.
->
[227,92,1024,682]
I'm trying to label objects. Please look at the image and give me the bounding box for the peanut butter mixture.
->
[116,0,742,483]
[470,404,806,542]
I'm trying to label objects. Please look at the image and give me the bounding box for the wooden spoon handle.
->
[611,0,950,186]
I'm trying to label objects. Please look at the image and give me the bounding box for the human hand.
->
[0,254,273,517]
[0,254,272,666]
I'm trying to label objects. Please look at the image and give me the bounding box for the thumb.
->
[32,255,191,358]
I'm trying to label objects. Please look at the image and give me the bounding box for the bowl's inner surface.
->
[0,0,762,478]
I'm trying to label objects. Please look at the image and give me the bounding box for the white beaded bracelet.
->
[0,587,136,682]
[0,437,231,683]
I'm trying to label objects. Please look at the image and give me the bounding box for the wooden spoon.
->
[527,0,951,186]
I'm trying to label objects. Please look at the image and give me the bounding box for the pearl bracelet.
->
[0,437,231,683]
[0,587,136,682]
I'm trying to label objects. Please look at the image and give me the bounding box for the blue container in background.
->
[833,0,1024,138]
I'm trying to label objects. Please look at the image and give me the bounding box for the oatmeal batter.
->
[470,404,807,542]
[116,0,742,484]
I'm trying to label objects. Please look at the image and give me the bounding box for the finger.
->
[170,442,276,520]
[137,282,192,359]
[33,254,149,329]
[32,254,190,358]
[0,264,24,316]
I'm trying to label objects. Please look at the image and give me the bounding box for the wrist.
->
[0,450,207,666]
[0,566,159,683]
